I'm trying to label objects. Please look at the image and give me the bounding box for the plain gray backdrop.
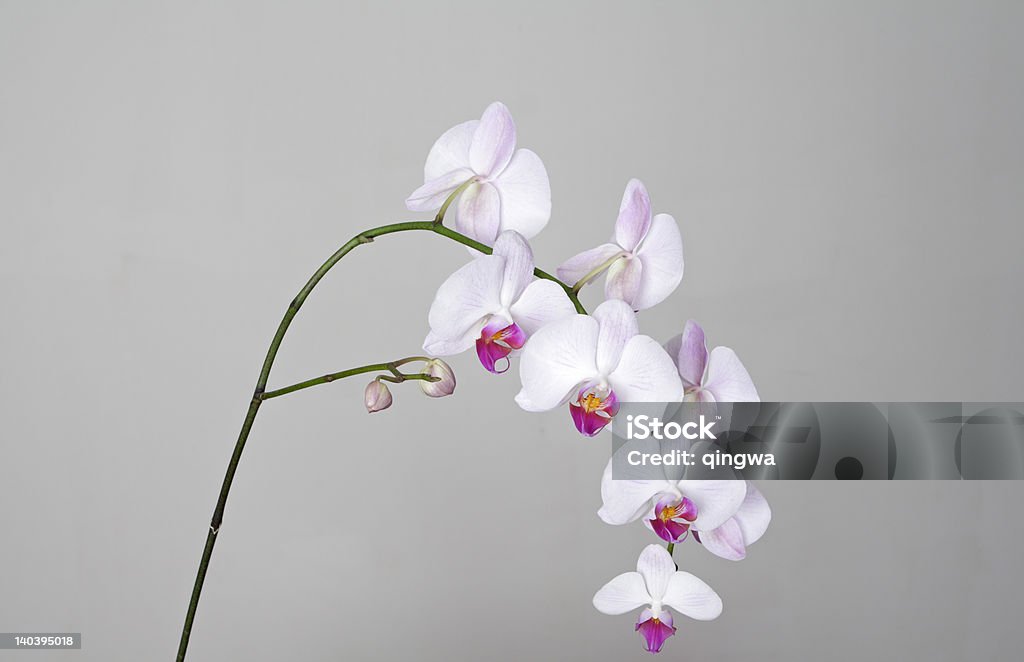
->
[2,1,1023,660]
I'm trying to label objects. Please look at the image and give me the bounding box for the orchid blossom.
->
[406,101,551,245]
[557,179,683,310]
[423,230,575,373]
[593,544,722,654]
[665,320,759,403]
[515,299,682,436]
[694,481,772,561]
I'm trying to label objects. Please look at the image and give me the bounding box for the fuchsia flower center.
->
[636,608,676,654]
[475,320,526,374]
[569,385,619,437]
[649,495,698,544]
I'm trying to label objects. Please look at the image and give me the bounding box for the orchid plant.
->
[177,101,770,659]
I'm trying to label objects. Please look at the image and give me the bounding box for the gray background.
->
[1,1,1022,660]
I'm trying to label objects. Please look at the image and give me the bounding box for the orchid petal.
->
[676,480,746,531]
[632,214,684,311]
[607,335,684,404]
[405,168,474,212]
[661,572,723,621]
[592,299,639,375]
[492,230,534,307]
[555,243,623,286]
[469,101,516,178]
[697,517,747,561]
[491,148,551,240]
[735,481,771,545]
[636,544,675,602]
[703,347,759,402]
[425,256,504,350]
[665,320,708,390]
[598,460,672,525]
[592,572,651,616]
[514,315,599,412]
[423,328,478,356]
[508,279,577,337]
[453,181,501,245]
[604,255,643,307]
[614,179,652,252]
[424,120,477,182]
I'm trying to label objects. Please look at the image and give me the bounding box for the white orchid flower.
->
[557,178,683,310]
[665,320,759,403]
[514,299,682,436]
[423,230,575,373]
[406,101,551,245]
[693,481,772,561]
[593,544,722,654]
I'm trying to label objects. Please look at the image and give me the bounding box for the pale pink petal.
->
[556,243,623,286]
[676,480,747,531]
[735,481,771,545]
[423,119,477,181]
[636,544,676,601]
[492,230,535,307]
[614,178,653,252]
[604,255,643,307]
[469,101,517,178]
[664,320,708,390]
[514,315,599,412]
[491,148,551,240]
[425,256,504,347]
[453,182,501,245]
[704,347,759,402]
[607,335,683,403]
[592,572,651,615]
[592,299,639,376]
[698,518,747,561]
[598,459,673,525]
[509,279,577,337]
[632,214,684,311]
[405,168,474,212]
[661,572,723,621]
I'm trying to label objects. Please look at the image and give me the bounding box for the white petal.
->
[598,459,671,525]
[492,230,534,307]
[604,255,643,307]
[556,243,622,286]
[509,279,577,337]
[665,321,708,390]
[614,178,653,252]
[607,336,683,403]
[592,299,639,376]
[424,120,477,182]
[636,544,676,602]
[453,182,501,245]
[632,214,684,311]
[592,572,651,615]
[469,101,517,178]
[492,148,551,240]
[661,572,723,621]
[735,481,771,545]
[426,255,504,346]
[405,168,474,212]
[423,328,478,357]
[515,314,599,411]
[698,518,747,561]
[704,347,759,402]
[676,480,747,531]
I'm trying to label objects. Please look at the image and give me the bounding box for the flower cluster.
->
[403,102,771,653]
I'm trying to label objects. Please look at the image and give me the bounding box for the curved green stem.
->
[259,362,437,400]
[176,220,584,661]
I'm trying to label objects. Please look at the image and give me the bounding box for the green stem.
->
[259,363,436,400]
[176,220,584,661]
[666,542,675,556]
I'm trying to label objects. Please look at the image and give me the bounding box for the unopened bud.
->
[419,359,456,398]
[364,379,393,413]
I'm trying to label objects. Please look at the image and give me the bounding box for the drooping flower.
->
[419,359,456,398]
[515,300,682,436]
[423,230,576,374]
[693,481,771,561]
[598,459,747,537]
[664,320,759,403]
[406,101,551,245]
[364,380,392,413]
[593,544,722,654]
[557,179,683,310]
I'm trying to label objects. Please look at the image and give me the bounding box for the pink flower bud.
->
[419,359,456,398]
[364,380,392,413]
